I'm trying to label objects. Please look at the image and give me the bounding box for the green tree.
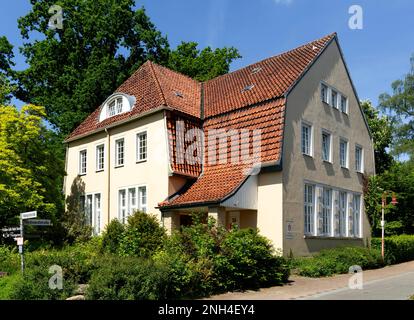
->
[0,36,15,104]
[360,100,394,173]
[9,0,240,136]
[0,104,64,228]
[379,54,414,161]
[167,42,241,82]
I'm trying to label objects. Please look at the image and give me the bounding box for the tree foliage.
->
[379,54,414,160]
[0,104,64,228]
[6,0,240,136]
[360,100,393,173]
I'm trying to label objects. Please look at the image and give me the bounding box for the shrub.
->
[9,265,76,300]
[100,219,125,254]
[371,235,414,265]
[86,256,170,300]
[293,246,384,277]
[215,228,290,290]
[0,273,21,299]
[118,211,166,258]
[0,246,20,274]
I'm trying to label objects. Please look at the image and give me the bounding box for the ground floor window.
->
[119,185,147,223]
[304,182,362,239]
[80,193,101,235]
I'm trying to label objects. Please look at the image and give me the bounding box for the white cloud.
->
[274,0,293,5]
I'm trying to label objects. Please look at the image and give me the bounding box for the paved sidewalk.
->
[206,260,414,300]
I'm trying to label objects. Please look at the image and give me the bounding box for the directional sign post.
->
[18,211,37,274]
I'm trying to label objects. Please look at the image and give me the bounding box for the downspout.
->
[105,128,111,225]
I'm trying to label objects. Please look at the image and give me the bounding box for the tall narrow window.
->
[301,123,312,156]
[331,90,338,108]
[85,195,93,226]
[339,139,348,168]
[322,131,331,162]
[137,132,147,161]
[304,184,314,235]
[338,192,347,237]
[116,98,123,114]
[79,150,87,175]
[94,194,101,235]
[108,100,116,117]
[353,194,361,237]
[321,83,328,103]
[128,187,137,215]
[355,145,363,172]
[340,95,348,113]
[115,138,124,167]
[96,144,105,171]
[320,188,332,236]
[139,186,147,213]
[119,190,127,224]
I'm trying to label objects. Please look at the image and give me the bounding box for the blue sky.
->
[1,0,413,108]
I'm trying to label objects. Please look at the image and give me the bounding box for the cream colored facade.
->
[64,38,374,256]
[64,111,177,233]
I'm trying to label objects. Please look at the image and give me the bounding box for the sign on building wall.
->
[286,220,294,239]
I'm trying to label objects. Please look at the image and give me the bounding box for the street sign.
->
[15,237,24,246]
[24,219,52,226]
[1,227,21,232]
[20,211,37,220]
[1,232,21,239]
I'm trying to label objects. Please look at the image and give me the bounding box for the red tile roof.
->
[65,33,337,208]
[160,98,285,207]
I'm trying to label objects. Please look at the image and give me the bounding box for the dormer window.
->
[99,93,136,122]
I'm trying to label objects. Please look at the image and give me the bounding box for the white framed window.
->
[94,194,101,235]
[119,185,147,223]
[116,98,123,114]
[115,138,125,167]
[338,191,347,237]
[352,194,361,238]
[136,131,147,162]
[339,138,348,168]
[304,184,315,235]
[355,145,364,172]
[96,144,105,171]
[301,122,312,156]
[321,188,332,236]
[107,97,123,118]
[340,95,348,113]
[321,130,332,162]
[128,187,137,215]
[79,149,87,175]
[119,189,127,224]
[139,186,147,213]
[321,83,329,103]
[331,90,338,109]
[108,100,116,117]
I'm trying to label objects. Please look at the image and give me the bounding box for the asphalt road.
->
[303,271,414,300]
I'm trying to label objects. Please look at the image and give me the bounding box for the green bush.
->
[86,256,170,300]
[293,247,384,277]
[100,219,125,254]
[0,273,21,299]
[371,235,414,264]
[9,265,76,300]
[0,246,20,274]
[215,228,290,290]
[118,211,166,258]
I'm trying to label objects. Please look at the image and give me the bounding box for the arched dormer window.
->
[99,93,136,122]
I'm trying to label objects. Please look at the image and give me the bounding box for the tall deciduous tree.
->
[9,0,240,136]
[0,104,64,228]
[360,100,393,173]
[379,54,414,161]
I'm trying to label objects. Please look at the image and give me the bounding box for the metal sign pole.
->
[19,217,25,274]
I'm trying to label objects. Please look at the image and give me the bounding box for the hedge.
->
[371,235,414,265]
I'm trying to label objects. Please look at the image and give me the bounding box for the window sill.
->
[114,165,124,169]
[356,170,364,174]
[304,235,363,240]
[96,169,104,173]
[323,160,333,164]
[302,153,313,159]
[78,173,86,176]
[136,159,147,164]
[341,166,349,170]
